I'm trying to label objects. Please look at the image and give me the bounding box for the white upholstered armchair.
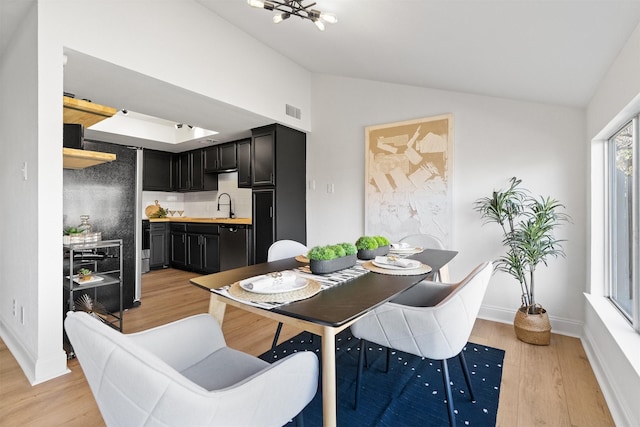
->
[350,262,492,427]
[65,312,318,427]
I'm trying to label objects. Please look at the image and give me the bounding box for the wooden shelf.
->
[63,96,117,128]
[63,148,116,169]
[62,97,118,169]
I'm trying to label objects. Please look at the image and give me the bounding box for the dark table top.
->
[190,248,458,327]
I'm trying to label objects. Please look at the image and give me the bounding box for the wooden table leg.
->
[321,326,337,427]
[208,294,227,325]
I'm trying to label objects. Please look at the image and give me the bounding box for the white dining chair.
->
[400,233,450,281]
[350,262,493,427]
[268,239,308,262]
[65,311,318,427]
[267,240,309,350]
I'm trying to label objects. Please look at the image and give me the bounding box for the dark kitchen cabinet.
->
[251,124,306,263]
[149,223,169,269]
[170,223,187,269]
[251,130,276,186]
[236,139,251,188]
[252,189,275,264]
[143,149,173,191]
[175,149,218,192]
[186,224,220,274]
[204,142,237,172]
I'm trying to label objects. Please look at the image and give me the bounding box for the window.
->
[607,117,639,331]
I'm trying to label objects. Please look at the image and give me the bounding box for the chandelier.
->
[247,0,337,31]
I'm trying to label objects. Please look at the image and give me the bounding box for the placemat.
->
[228,279,322,303]
[362,261,432,276]
[295,255,309,263]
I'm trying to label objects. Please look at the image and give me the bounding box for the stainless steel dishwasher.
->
[219,224,251,271]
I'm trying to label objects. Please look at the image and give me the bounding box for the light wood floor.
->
[0,269,614,427]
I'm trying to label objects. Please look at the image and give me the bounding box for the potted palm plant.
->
[474,177,570,345]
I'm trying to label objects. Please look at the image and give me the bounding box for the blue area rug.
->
[260,329,505,427]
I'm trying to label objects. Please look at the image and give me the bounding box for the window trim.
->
[606,116,640,332]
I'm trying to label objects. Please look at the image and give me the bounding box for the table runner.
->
[211,264,370,310]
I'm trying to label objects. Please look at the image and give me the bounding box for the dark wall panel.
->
[63,141,136,311]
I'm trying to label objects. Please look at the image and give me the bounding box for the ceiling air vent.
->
[285,104,301,120]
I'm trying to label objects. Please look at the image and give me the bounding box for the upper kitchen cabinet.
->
[175,149,218,192]
[251,128,276,186]
[204,142,237,173]
[236,139,251,188]
[143,149,173,191]
[251,124,305,188]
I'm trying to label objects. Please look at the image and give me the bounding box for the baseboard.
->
[0,319,69,385]
[478,304,583,337]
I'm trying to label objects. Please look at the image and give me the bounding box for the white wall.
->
[51,0,312,133]
[307,74,586,333]
[0,1,68,384]
[0,0,312,384]
[584,22,640,427]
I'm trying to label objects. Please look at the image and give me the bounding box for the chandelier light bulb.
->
[247,0,264,8]
[319,12,337,24]
[273,13,290,23]
[314,20,325,31]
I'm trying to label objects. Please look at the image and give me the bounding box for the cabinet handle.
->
[269,206,273,218]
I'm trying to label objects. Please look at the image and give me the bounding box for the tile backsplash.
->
[142,172,252,219]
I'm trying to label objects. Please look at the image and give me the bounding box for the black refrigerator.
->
[63,141,137,312]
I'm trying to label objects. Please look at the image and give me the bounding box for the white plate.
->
[240,274,309,294]
[372,259,422,270]
[389,246,422,253]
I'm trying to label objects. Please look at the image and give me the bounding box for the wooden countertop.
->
[147,217,252,225]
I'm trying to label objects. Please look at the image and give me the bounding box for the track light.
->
[247,0,337,30]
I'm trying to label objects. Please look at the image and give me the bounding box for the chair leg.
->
[458,351,475,402]
[354,339,366,410]
[441,359,456,427]
[271,322,283,351]
[295,412,304,427]
[385,346,390,373]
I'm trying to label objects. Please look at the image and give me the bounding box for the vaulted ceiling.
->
[197,0,640,107]
[3,1,640,150]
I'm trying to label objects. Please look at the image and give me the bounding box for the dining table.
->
[190,248,458,427]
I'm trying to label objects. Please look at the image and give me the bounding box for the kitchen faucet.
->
[217,193,234,218]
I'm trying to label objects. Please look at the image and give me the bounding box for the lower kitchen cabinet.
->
[171,223,220,273]
[187,232,220,274]
[170,224,187,269]
[149,223,169,269]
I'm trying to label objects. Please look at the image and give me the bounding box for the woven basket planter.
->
[514,305,551,346]
[310,254,357,274]
[357,245,389,260]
